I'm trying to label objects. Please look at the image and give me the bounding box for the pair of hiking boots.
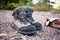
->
[12,7,42,35]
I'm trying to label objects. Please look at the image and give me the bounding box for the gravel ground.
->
[0,10,60,40]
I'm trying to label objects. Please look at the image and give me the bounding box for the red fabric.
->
[54,20,60,25]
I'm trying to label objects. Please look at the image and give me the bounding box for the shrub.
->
[0,4,5,9]
[6,3,19,10]
[34,5,50,11]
